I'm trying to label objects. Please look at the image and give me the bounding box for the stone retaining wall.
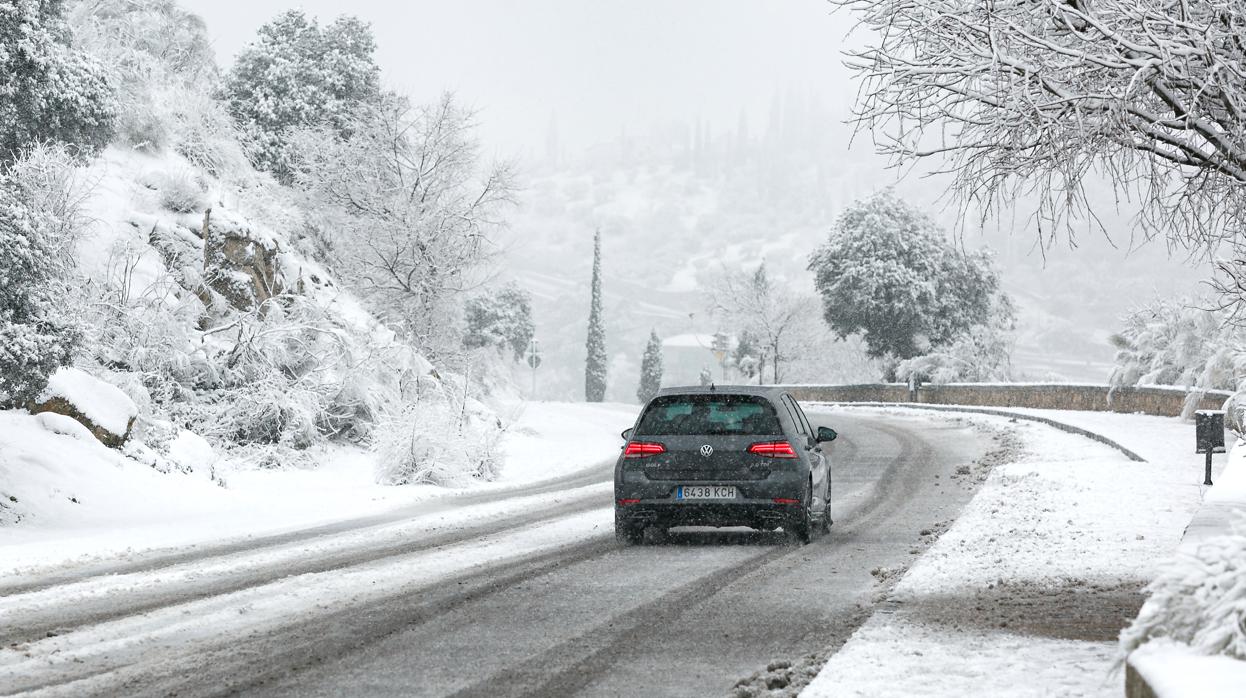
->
[779,383,1231,418]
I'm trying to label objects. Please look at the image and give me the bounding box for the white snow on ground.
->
[492,401,637,484]
[0,507,614,694]
[1128,639,1246,698]
[0,401,635,577]
[37,367,138,437]
[804,407,1210,698]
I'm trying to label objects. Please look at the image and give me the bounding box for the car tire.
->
[615,510,643,545]
[787,500,813,545]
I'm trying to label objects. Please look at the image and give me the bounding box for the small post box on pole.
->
[1195,410,1226,486]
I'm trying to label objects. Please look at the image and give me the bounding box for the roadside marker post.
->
[1195,410,1226,486]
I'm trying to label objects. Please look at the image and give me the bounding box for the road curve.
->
[0,408,999,698]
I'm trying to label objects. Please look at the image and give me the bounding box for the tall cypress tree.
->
[637,329,663,403]
[585,229,608,401]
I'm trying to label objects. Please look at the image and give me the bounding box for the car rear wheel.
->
[786,499,813,545]
[615,510,644,545]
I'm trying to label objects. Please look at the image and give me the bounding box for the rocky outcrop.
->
[29,368,138,448]
[202,208,283,311]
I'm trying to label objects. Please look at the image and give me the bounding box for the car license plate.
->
[677,485,736,500]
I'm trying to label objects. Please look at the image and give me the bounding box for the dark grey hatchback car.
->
[614,386,835,545]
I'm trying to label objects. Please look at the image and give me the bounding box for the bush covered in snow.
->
[151,169,208,213]
[0,175,81,406]
[0,0,116,164]
[463,284,534,360]
[895,295,1015,384]
[1121,515,1246,661]
[374,374,504,486]
[1109,296,1245,416]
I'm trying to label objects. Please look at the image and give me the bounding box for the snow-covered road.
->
[0,408,1001,697]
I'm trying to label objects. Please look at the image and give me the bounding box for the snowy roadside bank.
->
[797,408,1208,698]
[1120,438,1246,698]
[0,401,637,577]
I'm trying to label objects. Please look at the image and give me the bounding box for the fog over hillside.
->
[183,0,1211,400]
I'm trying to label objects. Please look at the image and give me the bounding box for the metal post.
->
[525,338,541,401]
[1206,450,1214,486]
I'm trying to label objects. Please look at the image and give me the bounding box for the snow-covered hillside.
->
[0,0,520,531]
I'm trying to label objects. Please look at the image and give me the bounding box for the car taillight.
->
[623,441,666,459]
[748,441,798,459]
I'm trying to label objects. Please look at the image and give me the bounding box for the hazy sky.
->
[180,0,856,157]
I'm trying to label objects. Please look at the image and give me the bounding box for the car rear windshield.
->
[635,395,782,436]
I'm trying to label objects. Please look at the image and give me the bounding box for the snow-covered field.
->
[803,406,1214,698]
[0,401,637,577]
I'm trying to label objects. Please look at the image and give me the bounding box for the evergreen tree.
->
[636,330,663,403]
[222,10,381,181]
[1,0,116,165]
[585,229,607,402]
[808,190,1007,373]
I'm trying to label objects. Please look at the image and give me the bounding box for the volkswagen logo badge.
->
[700,444,714,458]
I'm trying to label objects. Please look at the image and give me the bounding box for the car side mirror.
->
[621,427,634,441]
[816,427,838,443]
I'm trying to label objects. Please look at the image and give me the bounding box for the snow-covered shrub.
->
[6,143,95,249]
[68,0,214,156]
[166,90,252,181]
[1109,297,1246,416]
[1121,515,1246,660]
[222,10,381,181]
[0,178,80,406]
[0,0,116,164]
[373,374,504,486]
[153,170,208,213]
[896,308,1015,384]
[463,283,535,360]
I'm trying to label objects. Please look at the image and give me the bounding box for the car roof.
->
[653,385,787,399]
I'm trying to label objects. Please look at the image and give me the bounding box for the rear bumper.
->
[615,500,802,529]
[614,467,806,529]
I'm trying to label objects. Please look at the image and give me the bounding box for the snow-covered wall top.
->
[776,383,1231,418]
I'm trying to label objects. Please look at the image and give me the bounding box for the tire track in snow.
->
[449,419,935,698]
[0,483,612,647]
[0,459,614,598]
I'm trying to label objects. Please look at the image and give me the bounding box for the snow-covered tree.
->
[808,191,1008,378]
[585,229,607,402]
[1109,297,1245,394]
[636,330,663,403]
[68,0,230,162]
[463,284,534,361]
[292,92,516,359]
[733,330,761,383]
[0,0,115,164]
[0,178,79,406]
[222,10,381,182]
[830,0,1246,251]
[711,260,818,384]
[712,261,817,383]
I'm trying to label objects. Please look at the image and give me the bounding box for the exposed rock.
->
[202,208,283,311]
[29,368,138,449]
